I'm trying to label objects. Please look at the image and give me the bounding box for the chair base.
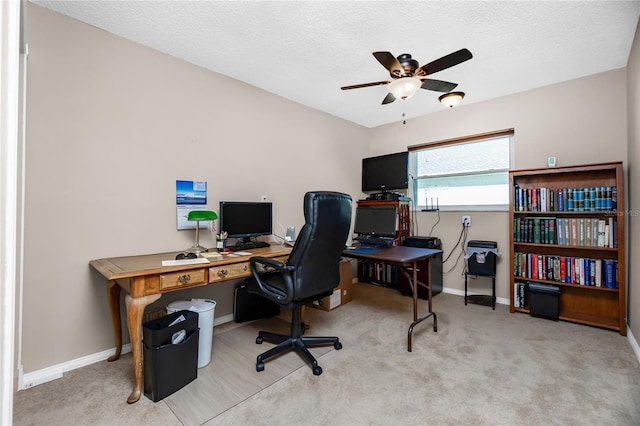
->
[254,305,342,375]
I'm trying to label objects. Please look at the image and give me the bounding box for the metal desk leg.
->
[407,259,437,352]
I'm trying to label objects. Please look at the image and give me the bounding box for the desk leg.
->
[407,259,437,352]
[125,293,161,404]
[107,282,122,362]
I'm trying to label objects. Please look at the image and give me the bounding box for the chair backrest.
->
[287,191,352,301]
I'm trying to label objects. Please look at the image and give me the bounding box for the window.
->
[409,129,513,211]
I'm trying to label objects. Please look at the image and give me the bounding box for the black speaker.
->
[399,236,443,298]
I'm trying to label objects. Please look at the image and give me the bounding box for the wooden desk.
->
[90,245,291,404]
[342,246,442,352]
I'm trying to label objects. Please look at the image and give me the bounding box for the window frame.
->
[408,129,514,212]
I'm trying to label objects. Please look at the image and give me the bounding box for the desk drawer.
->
[160,269,206,290]
[208,256,289,283]
[209,262,251,282]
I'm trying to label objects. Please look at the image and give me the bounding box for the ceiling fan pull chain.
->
[402,101,406,125]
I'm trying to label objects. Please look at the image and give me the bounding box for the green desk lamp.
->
[187,210,218,254]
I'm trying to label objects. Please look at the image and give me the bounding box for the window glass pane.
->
[415,137,510,176]
[415,172,509,207]
[410,134,512,209]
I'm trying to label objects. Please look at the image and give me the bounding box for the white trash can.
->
[167,299,216,368]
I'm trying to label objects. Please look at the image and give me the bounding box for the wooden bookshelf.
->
[509,162,626,335]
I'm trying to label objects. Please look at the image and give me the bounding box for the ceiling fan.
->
[341,48,473,105]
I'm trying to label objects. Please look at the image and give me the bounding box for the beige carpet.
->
[13,282,640,425]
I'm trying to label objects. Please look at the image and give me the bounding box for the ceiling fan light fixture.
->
[387,77,421,100]
[439,91,465,108]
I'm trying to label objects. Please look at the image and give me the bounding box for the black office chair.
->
[244,191,352,375]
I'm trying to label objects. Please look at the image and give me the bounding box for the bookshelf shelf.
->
[509,162,626,335]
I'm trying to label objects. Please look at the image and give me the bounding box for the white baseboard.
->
[20,343,132,390]
[627,327,640,365]
[19,313,236,390]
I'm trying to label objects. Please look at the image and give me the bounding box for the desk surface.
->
[343,245,442,264]
[90,244,292,281]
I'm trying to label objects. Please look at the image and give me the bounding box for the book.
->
[603,260,616,288]
[570,218,578,246]
[597,219,606,247]
[560,257,567,283]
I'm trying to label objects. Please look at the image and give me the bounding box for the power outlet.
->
[462,215,471,227]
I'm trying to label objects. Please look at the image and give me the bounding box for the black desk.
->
[342,246,443,351]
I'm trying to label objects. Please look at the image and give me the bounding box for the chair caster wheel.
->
[256,336,263,344]
[256,362,264,372]
[312,365,322,376]
[334,342,342,350]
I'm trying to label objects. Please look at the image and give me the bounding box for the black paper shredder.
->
[467,240,498,276]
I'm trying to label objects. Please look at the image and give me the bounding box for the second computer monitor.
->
[354,206,397,237]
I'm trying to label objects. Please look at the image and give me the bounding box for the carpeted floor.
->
[13,282,640,425]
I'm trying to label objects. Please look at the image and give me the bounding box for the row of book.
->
[513,252,619,288]
[359,261,399,285]
[514,217,617,248]
[514,185,617,212]
[513,281,528,308]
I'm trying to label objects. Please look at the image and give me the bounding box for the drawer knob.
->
[217,269,228,277]
[242,265,248,272]
[178,274,191,284]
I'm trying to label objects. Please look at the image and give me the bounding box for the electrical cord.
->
[443,222,466,263]
[427,209,440,237]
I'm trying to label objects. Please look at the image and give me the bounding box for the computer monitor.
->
[218,201,273,243]
[354,206,397,237]
[361,151,409,193]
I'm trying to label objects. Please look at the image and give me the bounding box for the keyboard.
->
[228,241,270,251]
[162,257,210,266]
[355,236,396,247]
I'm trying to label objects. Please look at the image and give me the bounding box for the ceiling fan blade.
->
[341,80,390,90]
[420,79,458,92]
[372,51,403,77]
[416,48,473,76]
[381,93,396,105]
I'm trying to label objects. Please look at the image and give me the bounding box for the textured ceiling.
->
[30,1,640,128]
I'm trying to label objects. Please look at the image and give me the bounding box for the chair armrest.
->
[250,256,287,271]
[249,256,295,304]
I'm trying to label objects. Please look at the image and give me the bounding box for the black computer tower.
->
[234,285,281,323]
[399,236,443,299]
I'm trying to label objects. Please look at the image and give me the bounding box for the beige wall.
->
[22,4,366,372]
[627,19,639,340]
[368,69,628,312]
[21,2,636,376]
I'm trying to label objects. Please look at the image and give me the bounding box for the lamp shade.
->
[187,210,218,221]
[439,91,465,108]
[387,77,422,100]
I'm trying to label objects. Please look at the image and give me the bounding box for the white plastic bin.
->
[167,299,216,368]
